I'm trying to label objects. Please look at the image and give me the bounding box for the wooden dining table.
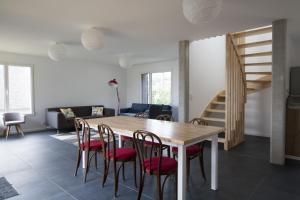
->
[82,116,224,200]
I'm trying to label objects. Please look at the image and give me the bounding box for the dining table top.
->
[85,116,224,145]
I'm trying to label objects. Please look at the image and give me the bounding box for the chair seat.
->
[144,157,177,174]
[172,145,202,156]
[80,140,104,150]
[5,120,24,126]
[107,148,136,161]
[121,136,133,141]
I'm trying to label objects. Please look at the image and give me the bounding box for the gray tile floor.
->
[1,131,300,200]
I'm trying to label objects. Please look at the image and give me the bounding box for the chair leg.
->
[186,158,190,189]
[15,125,20,134]
[84,150,90,183]
[16,125,24,136]
[167,146,170,157]
[156,174,162,200]
[94,152,98,169]
[137,173,145,200]
[122,163,125,181]
[5,126,11,140]
[102,159,109,187]
[113,161,120,198]
[74,150,81,176]
[199,154,206,181]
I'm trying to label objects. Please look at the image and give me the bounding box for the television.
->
[290,66,300,96]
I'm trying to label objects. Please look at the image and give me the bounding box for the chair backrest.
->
[133,130,163,174]
[74,118,91,150]
[189,118,208,126]
[3,112,24,123]
[98,124,117,159]
[156,114,172,121]
[148,104,163,119]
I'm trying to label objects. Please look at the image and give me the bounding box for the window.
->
[141,72,171,105]
[0,64,33,114]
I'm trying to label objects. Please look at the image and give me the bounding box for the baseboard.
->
[285,155,300,161]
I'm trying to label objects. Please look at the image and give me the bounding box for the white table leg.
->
[177,145,186,200]
[211,134,218,190]
[118,133,122,148]
[82,150,86,169]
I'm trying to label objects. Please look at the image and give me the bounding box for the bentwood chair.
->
[98,124,137,197]
[134,130,177,200]
[172,118,207,184]
[74,118,104,182]
[3,112,25,140]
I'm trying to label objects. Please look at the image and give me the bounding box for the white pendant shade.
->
[81,28,104,50]
[119,55,131,68]
[182,0,223,24]
[48,43,67,61]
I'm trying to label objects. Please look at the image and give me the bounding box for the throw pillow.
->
[60,108,76,118]
[92,106,104,116]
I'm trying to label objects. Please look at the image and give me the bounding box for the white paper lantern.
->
[81,28,104,50]
[48,43,67,61]
[119,55,131,68]
[182,0,223,24]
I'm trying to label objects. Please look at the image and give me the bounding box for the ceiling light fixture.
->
[81,28,104,50]
[182,0,223,24]
[48,43,67,61]
[118,55,131,68]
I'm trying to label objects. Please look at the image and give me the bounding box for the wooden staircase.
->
[199,26,273,150]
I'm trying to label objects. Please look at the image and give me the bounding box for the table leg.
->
[118,133,122,148]
[177,145,186,200]
[211,134,218,190]
[82,150,86,169]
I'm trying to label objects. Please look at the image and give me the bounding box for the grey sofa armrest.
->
[46,111,65,129]
[104,108,115,117]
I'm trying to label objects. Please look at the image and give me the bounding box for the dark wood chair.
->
[74,118,104,182]
[172,118,207,185]
[98,124,137,197]
[3,112,25,139]
[134,130,177,200]
[156,114,173,121]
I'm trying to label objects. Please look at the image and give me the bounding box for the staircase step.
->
[212,101,225,105]
[206,109,225,113]
[241,51,272,57]
[238,40,272,48]
[233,26,272,38]
[244,62,272,67]
[245,72,272,75]
[219,94,226,98]
[246,79,272,83]
[202,117,225,123]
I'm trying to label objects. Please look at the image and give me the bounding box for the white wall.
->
[0,51,126,132]
[126,60,179,120]
[189,36,226,120]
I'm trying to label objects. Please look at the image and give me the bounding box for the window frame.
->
[0,62,35,116]
[141,71,172,105]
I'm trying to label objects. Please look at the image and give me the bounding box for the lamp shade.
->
[119,55,131,68]
[48,43,67,61]
[108,79,118,88]
[81,28,104,50]
[182,0,223,24]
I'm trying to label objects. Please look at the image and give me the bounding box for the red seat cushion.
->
[144,157,177,174]
[107,148,136,161]
[172,145,202,156]
[80,140,104,150]
[121,136,133,141]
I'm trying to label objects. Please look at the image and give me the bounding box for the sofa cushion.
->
[131,103,149,113]
[92,106,104,116]
[60,108,76,118]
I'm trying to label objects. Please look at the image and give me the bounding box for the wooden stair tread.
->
[245,72,272,75]
[238,40,272,48]
[233,26,272,38]
[246,79,272,83]
[202,117,225,123]
[206,109,225,113]
[212,101,225,105]
[219,94,226,97]
[244,62,272,66]
[241,51,272,57]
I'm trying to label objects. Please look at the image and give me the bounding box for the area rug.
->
[50,131,118,147]
[0,177,18,200]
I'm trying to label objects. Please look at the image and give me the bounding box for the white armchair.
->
[3,112,25,139]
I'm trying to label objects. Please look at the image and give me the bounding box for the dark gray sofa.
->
[46,105,115,133]
[120,103,172,119]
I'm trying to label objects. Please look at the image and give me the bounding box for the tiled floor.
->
[1,131,300,200]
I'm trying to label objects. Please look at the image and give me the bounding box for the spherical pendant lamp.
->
[48,43,67,61]
[81,28,104,50]
[182,0,223,24]
[118,55,131,68]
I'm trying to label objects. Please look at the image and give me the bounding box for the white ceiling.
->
[1,0,300,65]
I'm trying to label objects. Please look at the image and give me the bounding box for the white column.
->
[211,134,218,190]
[177,145,186,200]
